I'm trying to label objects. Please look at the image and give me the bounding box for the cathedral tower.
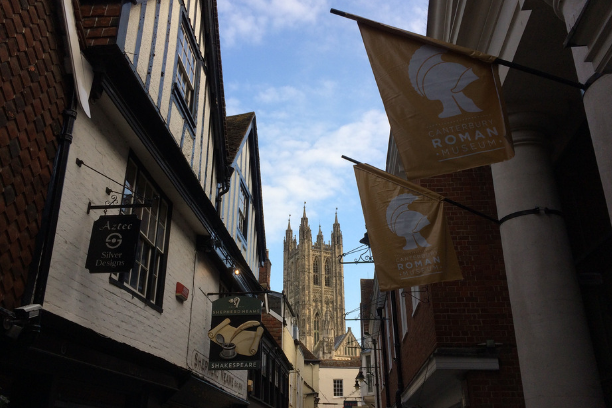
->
[283,205,346,359]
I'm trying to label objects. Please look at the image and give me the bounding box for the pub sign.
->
[208,296,264,370]
[85,214,141,273]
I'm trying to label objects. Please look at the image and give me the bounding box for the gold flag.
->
[354,163,462,291]
[358,22,514,180]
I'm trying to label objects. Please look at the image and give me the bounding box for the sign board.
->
[208,296,263,370]
[344,401,358,408]
[85,214,141,273]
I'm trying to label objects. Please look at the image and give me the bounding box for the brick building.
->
[0,1,272,406]
[361,146,524,408]
[359,1,612,407]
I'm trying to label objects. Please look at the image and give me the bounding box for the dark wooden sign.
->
[85,214,141,273]
[208,296,263,370]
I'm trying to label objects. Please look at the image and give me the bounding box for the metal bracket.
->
[338,244,374,264]
[499,207,563,225]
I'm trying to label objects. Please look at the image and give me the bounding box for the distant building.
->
[318,358,361,408]
[283,206,348,359]
[257,252,320,408]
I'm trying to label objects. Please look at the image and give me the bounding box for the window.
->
[333,379,343,397]
[411,286,421,315]
[400,288,408,337]
[238,185,249,238]
[314,313,320,345]
[324,259,331,286]
[111,156,171,309]
[176,22,196,114]
[313,258,320,285]
[366,355,374,393]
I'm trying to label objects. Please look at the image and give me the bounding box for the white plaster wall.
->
[318,367,361,407]
[44,100,231,382]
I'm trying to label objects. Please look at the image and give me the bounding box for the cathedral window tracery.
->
[325,259,331,286]
[314,313,320,345]
[313,258,320,285]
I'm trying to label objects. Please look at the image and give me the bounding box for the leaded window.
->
[176,22,196,114]
[313,258,320,285]
[314,313,320,345]
[333,379,343,397]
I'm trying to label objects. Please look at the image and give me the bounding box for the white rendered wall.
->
[318,366,361,407]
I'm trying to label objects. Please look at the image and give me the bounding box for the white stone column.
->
[491,112,605,408]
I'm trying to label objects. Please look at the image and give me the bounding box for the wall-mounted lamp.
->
[233,268,241,275]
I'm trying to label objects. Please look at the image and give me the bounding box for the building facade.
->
[426,0,612,407]
[318,358,361,408]
[283,207,346,358]
[0,1,273,407]
[362,149,525,408]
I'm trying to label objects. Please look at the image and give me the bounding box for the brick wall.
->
[425,167,523,407]
[76,1,121,47]
[262,312,282,348]
[380,166,524,408]
[0,0,67,309]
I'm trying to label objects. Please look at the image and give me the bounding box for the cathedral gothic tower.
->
[284,205,346,359]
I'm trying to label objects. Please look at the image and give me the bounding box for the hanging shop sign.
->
[85,214,141,273]
[208,296,264,370]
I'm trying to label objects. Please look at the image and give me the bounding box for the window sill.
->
[109,276,163,313]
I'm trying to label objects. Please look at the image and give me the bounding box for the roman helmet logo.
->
[386,194,431,250]
[408,45,482,118]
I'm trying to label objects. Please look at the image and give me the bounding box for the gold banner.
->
[358,22,513,180]
[354,163,462,291]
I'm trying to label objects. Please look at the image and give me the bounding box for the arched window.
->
[313,258,320,285]
[314,313,320,345]
[325,259,331,286]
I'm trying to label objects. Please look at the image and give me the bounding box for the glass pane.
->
[156,223,166,252]
[159,200,168,227]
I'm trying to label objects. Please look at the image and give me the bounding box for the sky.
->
[218,0,428,336]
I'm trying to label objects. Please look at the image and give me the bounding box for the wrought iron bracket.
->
[87,188,155,214]
[338,244,374,264]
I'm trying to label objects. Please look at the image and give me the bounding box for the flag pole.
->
[330,8,587,90]
[342,155,501,225]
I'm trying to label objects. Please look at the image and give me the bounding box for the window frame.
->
[172,9,202,133]
[324,258,331,286]
[411,286,421,316]
[237,183,250,241]
[333,379,343,397]
[109,153,172,312]
[313,258,320,286]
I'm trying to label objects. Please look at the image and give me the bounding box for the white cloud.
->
[225,97,244,116]
[261,109,389,243]
[219,0,328,46]
[256,86,306,104]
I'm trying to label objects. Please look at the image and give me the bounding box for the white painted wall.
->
[319,366,361,407]
[44,96,247,400]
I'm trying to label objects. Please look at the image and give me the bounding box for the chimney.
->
[259,249,271,290]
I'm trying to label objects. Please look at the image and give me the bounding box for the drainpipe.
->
[377,307,392,408]
[390,290,405,408]
[25,94,78,306]
[215,166,234,212]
